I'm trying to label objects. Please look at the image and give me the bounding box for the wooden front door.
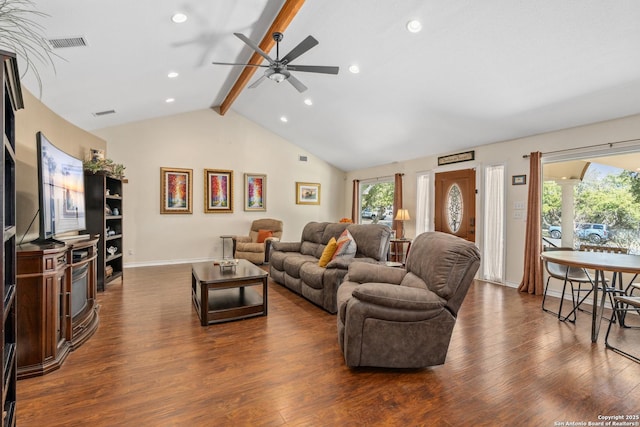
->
[434,168,476,242]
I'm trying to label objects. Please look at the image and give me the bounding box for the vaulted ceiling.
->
[18,0,640,171]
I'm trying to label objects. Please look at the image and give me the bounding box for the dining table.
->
[540,249,640,342]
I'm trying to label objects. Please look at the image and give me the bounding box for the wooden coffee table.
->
[191,259,268,326]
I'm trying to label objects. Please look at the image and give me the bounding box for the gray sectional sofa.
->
[269,222,391,313]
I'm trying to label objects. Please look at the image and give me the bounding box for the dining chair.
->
[542,247,594,322]
[579,244,629,325]
[605,295,640,363]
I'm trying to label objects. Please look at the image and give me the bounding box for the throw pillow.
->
[332,229,357,260]
[256,229,273,243]
[318,237,338,267]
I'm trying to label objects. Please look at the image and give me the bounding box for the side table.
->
[220,235,234,259]
[389,238,412,264]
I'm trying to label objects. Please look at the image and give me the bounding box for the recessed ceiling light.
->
[280,116,288,123]
[348,65,360,74]
[171,13,187,23]
[165,98,175,103]
[167,71,179,78]
[304,98,313,106]
[406,20,422,33]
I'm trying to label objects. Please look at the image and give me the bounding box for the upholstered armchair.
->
[232,218,283,264]
[337,232,480,368]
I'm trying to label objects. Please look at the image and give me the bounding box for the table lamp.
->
[394,209,410,239]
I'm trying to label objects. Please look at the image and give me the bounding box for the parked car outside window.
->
[576,223,611,243]
[546,223,611,243]
[361,208,376,219]
[548,225,562,239]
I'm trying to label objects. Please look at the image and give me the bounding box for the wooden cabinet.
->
[85,174,124,291]
[16,237,99,379]
[1,49,23,427]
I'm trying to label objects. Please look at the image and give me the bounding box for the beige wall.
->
[94,109,345,266]
[16,87,640,284]
[15,90,107,242]
[345,113,640,287]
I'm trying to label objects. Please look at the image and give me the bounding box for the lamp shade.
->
[395,209,410,221]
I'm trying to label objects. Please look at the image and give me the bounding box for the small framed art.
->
[205,169,233,213]
[512,175,527,185]
[295,182,321,205]
[160,167,193,214]
[244,173,266,211]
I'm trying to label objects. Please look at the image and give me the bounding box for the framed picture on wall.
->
[244,173,266,211]
[295,182,321,205]
[205,169,233,213]
[512,174,527,185]
[160,167,193,214]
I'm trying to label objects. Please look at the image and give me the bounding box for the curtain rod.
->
[522,138,640,158]
[359,173,403,182]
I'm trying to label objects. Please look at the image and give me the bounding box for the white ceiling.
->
[17,0,640,171]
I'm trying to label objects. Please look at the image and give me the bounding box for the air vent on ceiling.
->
[92,109,115,117]
[47,36,88,49]
[298,155,308,162]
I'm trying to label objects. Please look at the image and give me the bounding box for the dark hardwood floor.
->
[17,264,639,426]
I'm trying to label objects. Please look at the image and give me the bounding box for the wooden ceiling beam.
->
[216,0,306,116]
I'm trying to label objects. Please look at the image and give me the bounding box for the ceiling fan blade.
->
[281,35,319,65]
[286,74,308,93]
[248,75,267,89]
[212,61,269,68]
[286,65,339,75]
[234,33,275,65]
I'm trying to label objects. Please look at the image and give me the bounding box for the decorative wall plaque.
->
[438,150,475,166]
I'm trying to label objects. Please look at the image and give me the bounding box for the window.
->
[359,178,394,226]
[542,150,640,254]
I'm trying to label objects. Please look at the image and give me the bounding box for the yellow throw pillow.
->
[318,237,338,267]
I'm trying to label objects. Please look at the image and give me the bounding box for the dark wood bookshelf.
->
[1,49,23,427]
[84,173,124,291]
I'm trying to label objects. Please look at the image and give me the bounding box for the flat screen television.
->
[36,132,86,241]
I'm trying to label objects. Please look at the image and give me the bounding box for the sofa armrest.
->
[352,283,444,311]
[264,239,276,263]
[234,236,252,243]
[271,241,302,252]
[345,262,406,285]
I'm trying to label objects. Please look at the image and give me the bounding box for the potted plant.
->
[0,0,55,93]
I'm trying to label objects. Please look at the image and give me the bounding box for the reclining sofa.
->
[269,222,391,313]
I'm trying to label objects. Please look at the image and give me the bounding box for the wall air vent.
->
[92,109,116,117]
[298,155,308,162]
[47,36,88,49]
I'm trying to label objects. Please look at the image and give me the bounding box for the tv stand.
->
[16,236,100,379]
[29,237,66,247]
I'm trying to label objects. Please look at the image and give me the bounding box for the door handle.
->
[470,217,475,227]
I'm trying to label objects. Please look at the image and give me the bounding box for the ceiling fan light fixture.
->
[406,20,422,33]
[304,98,313,106]
[348,65,360,74]
[268,72,286,83]
[171,13,187,23]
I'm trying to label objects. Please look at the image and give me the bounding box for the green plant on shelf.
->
[83,158,126,179]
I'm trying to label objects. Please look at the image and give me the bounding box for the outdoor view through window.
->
[543,154,640,254]
[359,180,394,228]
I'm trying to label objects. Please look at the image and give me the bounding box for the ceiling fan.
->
[212,32,339,93]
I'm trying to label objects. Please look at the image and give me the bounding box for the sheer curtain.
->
[416,173,431,234]
[483,165,505,282]
[518,152,544,294]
